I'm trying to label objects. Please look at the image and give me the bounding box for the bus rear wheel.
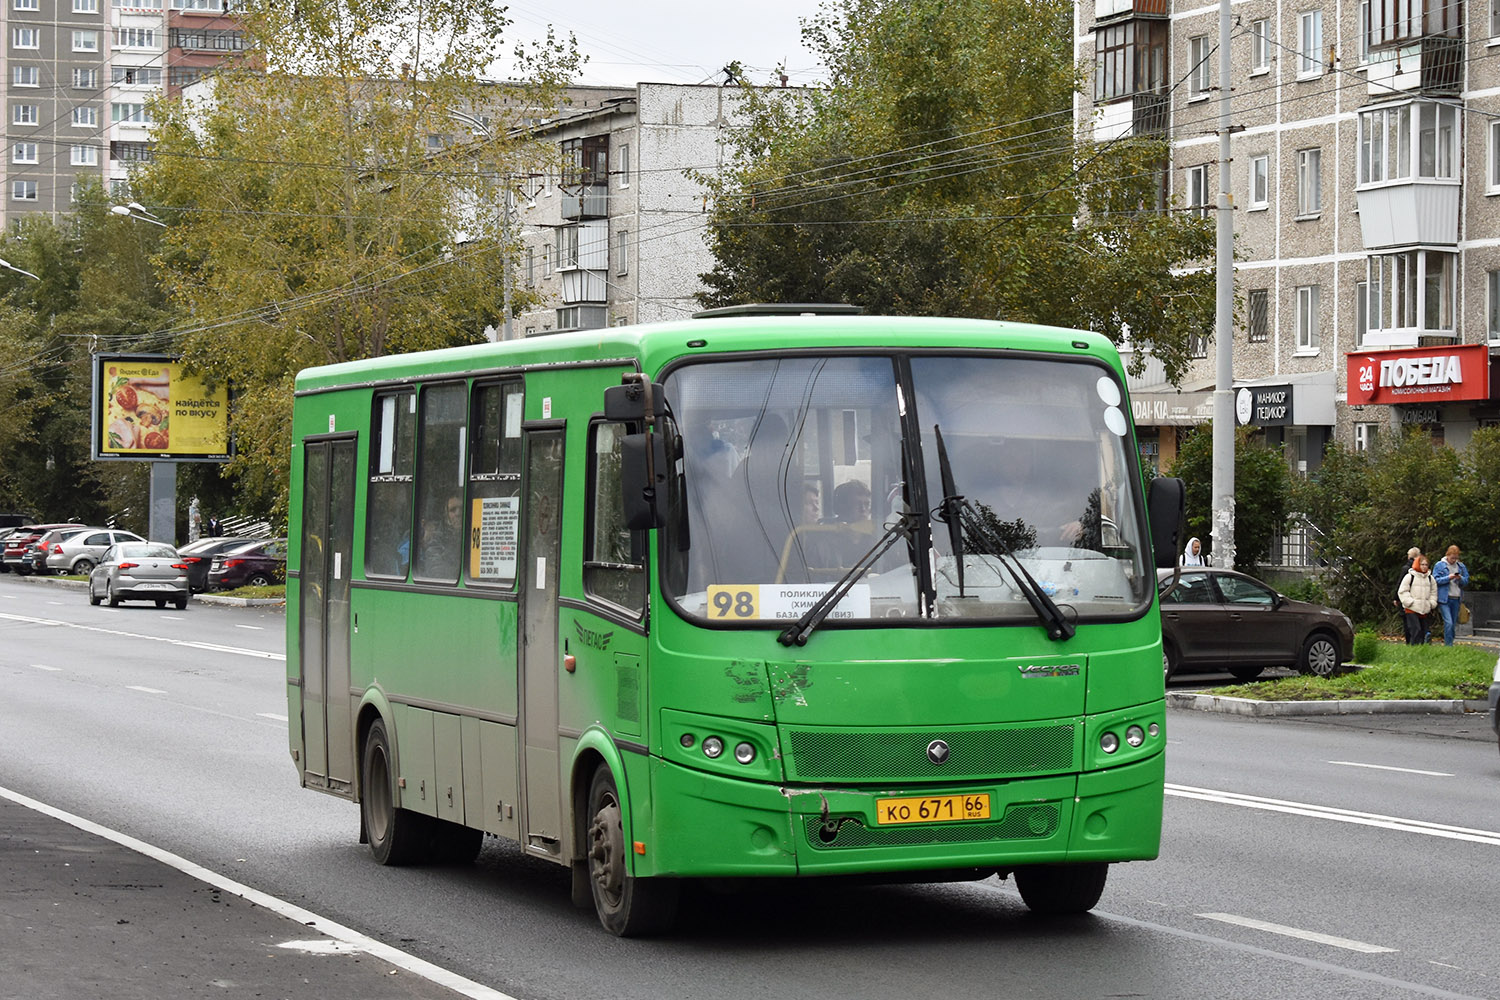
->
[361,718,429,866]
[1013,862,1109,915]
[585,767,678,936]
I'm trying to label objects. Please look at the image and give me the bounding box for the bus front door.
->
[299,436,357,794]
[519,427,564,855]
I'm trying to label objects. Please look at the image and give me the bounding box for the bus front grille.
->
[803,803,1062,850]
[783,724,1077,783]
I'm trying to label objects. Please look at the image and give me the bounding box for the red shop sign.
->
[1346,343,1491,406]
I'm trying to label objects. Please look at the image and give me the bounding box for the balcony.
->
[560,184,607,221]
[1365,36,1463,95]
[1355,181,1458,248]
[1094,0,1166,20]
[1092,94,1168,141]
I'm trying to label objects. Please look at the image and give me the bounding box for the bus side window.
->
[412,383,468,583]
[585,420,645,615]
[366,389,416,578]
[466,380,523,587]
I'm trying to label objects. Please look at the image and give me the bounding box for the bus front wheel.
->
[585,767,678,936]
[1013,862,1109,915]
[361,718,428,866]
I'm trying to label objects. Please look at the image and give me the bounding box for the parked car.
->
[24,527,92,574]
[1158,567,1354,681]
[206,538,287,591]
[88,542,189,609]
[176,536,258,593]
[45,527,145,576]
[2,523,80,575]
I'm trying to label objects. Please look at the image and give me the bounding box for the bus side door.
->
[519,425,566,854]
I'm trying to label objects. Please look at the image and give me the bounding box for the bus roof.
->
[293,315,1119,394]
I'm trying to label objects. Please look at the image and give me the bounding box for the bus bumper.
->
[643,751,1164,878]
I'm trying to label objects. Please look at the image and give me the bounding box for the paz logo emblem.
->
[927,740,950,765]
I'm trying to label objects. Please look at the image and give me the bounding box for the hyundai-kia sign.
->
[1346,344,1490,406]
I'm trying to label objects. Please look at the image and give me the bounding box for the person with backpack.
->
[1393,546,1420,612]
[1398,554,1437,645]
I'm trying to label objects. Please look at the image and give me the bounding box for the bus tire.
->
[361,718,428,866]
[1013,862,1109,915]
[585,767,678,936]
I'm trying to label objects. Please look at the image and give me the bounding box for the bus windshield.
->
[663,353,1151,625]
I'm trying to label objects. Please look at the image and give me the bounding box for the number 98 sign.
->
[707,585,759,619]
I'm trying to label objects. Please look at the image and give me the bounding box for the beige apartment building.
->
[1078,0,1500,483]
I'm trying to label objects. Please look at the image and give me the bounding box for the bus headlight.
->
[734,742,756,764]
[1125,725,1145,748]
[702,736,725,759]
[1100,732,1120,754]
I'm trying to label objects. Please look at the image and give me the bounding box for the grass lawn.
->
[1205,640,1495,702]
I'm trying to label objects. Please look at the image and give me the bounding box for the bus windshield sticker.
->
[471,495,519,579]
[707,583,871,621]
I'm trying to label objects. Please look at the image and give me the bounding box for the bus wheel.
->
[361,718,428,865]
[585,767,678,936]
[1013,862,1109,915]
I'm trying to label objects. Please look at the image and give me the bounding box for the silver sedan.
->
[88,542,190,610]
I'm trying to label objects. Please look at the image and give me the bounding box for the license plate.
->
[875,793,991,825]
[135,583,173,590]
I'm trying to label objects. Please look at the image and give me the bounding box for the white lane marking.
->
[127,686,166,695]
[0,785,521,1000]
[235,624,263,630]
[1167,784,1500,846]
[46,601,64,606]
[1328,761,1454,777]
[0,611,284,661]
[30,664,61,672]
[257,713,288,722]
[159,615,184,621]
[1198,912,1397,953]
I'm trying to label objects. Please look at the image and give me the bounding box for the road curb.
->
[1167,691,1491,716]
[19,573,283,607]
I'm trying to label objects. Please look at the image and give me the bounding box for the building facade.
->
[1078,0,1500,477]
[3,0,243,226]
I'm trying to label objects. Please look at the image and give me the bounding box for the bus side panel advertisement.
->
[91,353,231,461]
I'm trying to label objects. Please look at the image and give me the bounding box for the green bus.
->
[286,308,1184,935]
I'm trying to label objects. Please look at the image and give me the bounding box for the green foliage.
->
[1351,629,1380,664]
[1278,576,1328,606]
[1166,423,1291,572]
[697,0,1216,382]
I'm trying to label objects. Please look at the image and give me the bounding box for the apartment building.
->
[1078,0,1500,475]
[3,0,242,226]
[511,82,757,337]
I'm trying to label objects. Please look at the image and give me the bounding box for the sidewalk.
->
[0,790,501,1000]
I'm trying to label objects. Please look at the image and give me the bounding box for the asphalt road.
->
[2,574,1498,1000]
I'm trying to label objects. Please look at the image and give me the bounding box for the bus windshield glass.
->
[663,353,1152,625]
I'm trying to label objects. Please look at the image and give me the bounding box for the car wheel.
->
[1013,862,1110,915]
[72,559,94,576]
[175,595,188,610]
[1163,641,1180,682]
[1299,632,1341,677]
[87,581,101,606]
[107,584,120,608]
[247,572,271,587]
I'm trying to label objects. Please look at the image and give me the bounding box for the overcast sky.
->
[500,0,825,88]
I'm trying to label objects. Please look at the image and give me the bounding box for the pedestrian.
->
[1393,546,1421,611]
[1398,555,1437,645]
[1431,545,1469,646]
[208,515,222,537]
[1181,536,1206,567]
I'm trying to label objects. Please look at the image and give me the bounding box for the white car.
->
[45,528,144,575]
[88,542,189,610]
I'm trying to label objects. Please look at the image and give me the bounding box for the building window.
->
[1354,423,1379,453]
[72,30,99,52]
[1248,154,1269,209]
[1250,19,1271,72]
[1358,1,1371,62]
[1187,163,1210,218]
[12,143,37,164]
[1356,280,1369,347]
[1296,148,1322,216]
[556,225,579,268]
[74,0,99,11]
[73,106,98,127]
[12,180,37,201]
[1488,271,1500,342]
[1189,35,1211,98]
[1296,285,1320,352]
[617,143,630,186]
[113,67,162,86]
[109,178,130,198]
[1248,288,1269,343]
[110,140,153,162]
[14,66,39,88]
[1491,120,1500,192]
[1299,10,1323,77]
[526,248,535,287]
[1368,250,1455,337]
[13,0,38,9]
[616,229,629,275]
[112,103,150,124]
[168,28,246,51]
[542,243,552,278]
[1094,21,1168,102]
[114,28,157,48]
[70,145,97,166]
[13,27,40,49]
[168,67,210,89]
[1492,0,1500,36]
[12,105,38,126]
[73,68,99,89]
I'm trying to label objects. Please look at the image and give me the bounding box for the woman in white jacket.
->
[1398,555,1438,645]
[1181,537,1206,567]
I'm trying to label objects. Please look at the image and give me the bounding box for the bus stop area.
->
[0,793,469,1000]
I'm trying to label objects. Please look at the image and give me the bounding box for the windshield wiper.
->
[932,423,1075,642]
[778,508,923,647]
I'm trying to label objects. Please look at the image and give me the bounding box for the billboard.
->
[1346,343,1491,407]
[91,354,231,462]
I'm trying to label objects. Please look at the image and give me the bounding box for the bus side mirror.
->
[620,432,669,530]
[604,381,666,421]
[1147,477,1184,570]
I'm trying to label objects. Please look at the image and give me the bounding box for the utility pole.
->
[1211,0,1237,570]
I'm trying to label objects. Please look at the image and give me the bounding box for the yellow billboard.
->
[92,355,231,461]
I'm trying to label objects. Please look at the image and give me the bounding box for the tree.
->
[133,0,582,522]
[697,0,1215,381]
[1168,424,1290,572]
